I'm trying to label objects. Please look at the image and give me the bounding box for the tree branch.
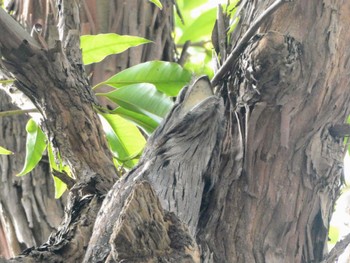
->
[0,4,116,194]
[0,7,40,50]
[56,0,82,65]
[321,233,350,263]
[52,169,76,189]
[0,108,38,117]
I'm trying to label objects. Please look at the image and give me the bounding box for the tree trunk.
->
[0,0,175,259]
[0,84,65,259]
[0,0,350,262]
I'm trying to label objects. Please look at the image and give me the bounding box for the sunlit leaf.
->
[227,0,240,34]
[97,83,174,124]
[0,79,15,85]
[175,0,207,27]
[100,114,146,168]
[148,0,162,9]
[52,176,67,199]
[47,142,58,170]
[183,0,206,10]
[47,142,68,198]
[328,226,340,245]
[17,119,47,176]
[112,107,158,135]
[0,146,13,155]
[184,47,214,77]
[178,8,216,44]
[97,61,191,96]
[81,34,151,65]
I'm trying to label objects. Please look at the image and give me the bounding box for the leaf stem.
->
[0,108,38,117]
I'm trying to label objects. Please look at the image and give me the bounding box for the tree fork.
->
[0,1,116,261]
[0,3,116,194]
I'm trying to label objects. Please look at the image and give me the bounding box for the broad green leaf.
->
[81,34,151,65]
[183,0,206,10]
[0,146,13,155]
[53,176,67,199]
[97,83,174,123]
[148,0,162,9]
[17,119,47,176]
[328,226,339,245]
[48,142,68,198]
[100,114,146,168]
[97,61,191,96]
[178,8,216,44]
[184,47,214,77]
[175,0,207,26]
[112,107,158,135]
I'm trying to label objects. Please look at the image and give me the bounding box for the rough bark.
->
[0,0,350,263]
[197,1,349,262]
[0,89,65,258]
[0,0,176,261]
[0,1,175,256]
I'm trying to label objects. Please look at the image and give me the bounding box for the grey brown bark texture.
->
[0,0,175,259]
[0,91,65,258]
[0,0,350,263]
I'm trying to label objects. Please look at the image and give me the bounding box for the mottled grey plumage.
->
[141,76,224,235]
[85,76,224,262]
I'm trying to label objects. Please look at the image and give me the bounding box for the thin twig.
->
[321,233,350,263]
[178,40,191,66]
[0,79,15,84]
[176,40,211,48]
[211,0,291,87]
[52,169,76,190]
[0,108,38,117]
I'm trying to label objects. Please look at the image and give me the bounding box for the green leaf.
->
[328,226,340,245]
[183,0,206,10]
[178,8,216,44]
[53,175,67,199]
[0,79,15,85]
[97,83,174,124]
[97,61,191,97]
[17,119,47,176]
[148,0,162,9]
[47,142,68,198]
[112,107,158,135]
[227,0,240,35]
[47,142,60,171]
[81,34,152,65]
[100,113,146,168]
[0,146,13,155]
[184,47,214,77]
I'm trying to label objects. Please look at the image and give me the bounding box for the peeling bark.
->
[197,1,349,261]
